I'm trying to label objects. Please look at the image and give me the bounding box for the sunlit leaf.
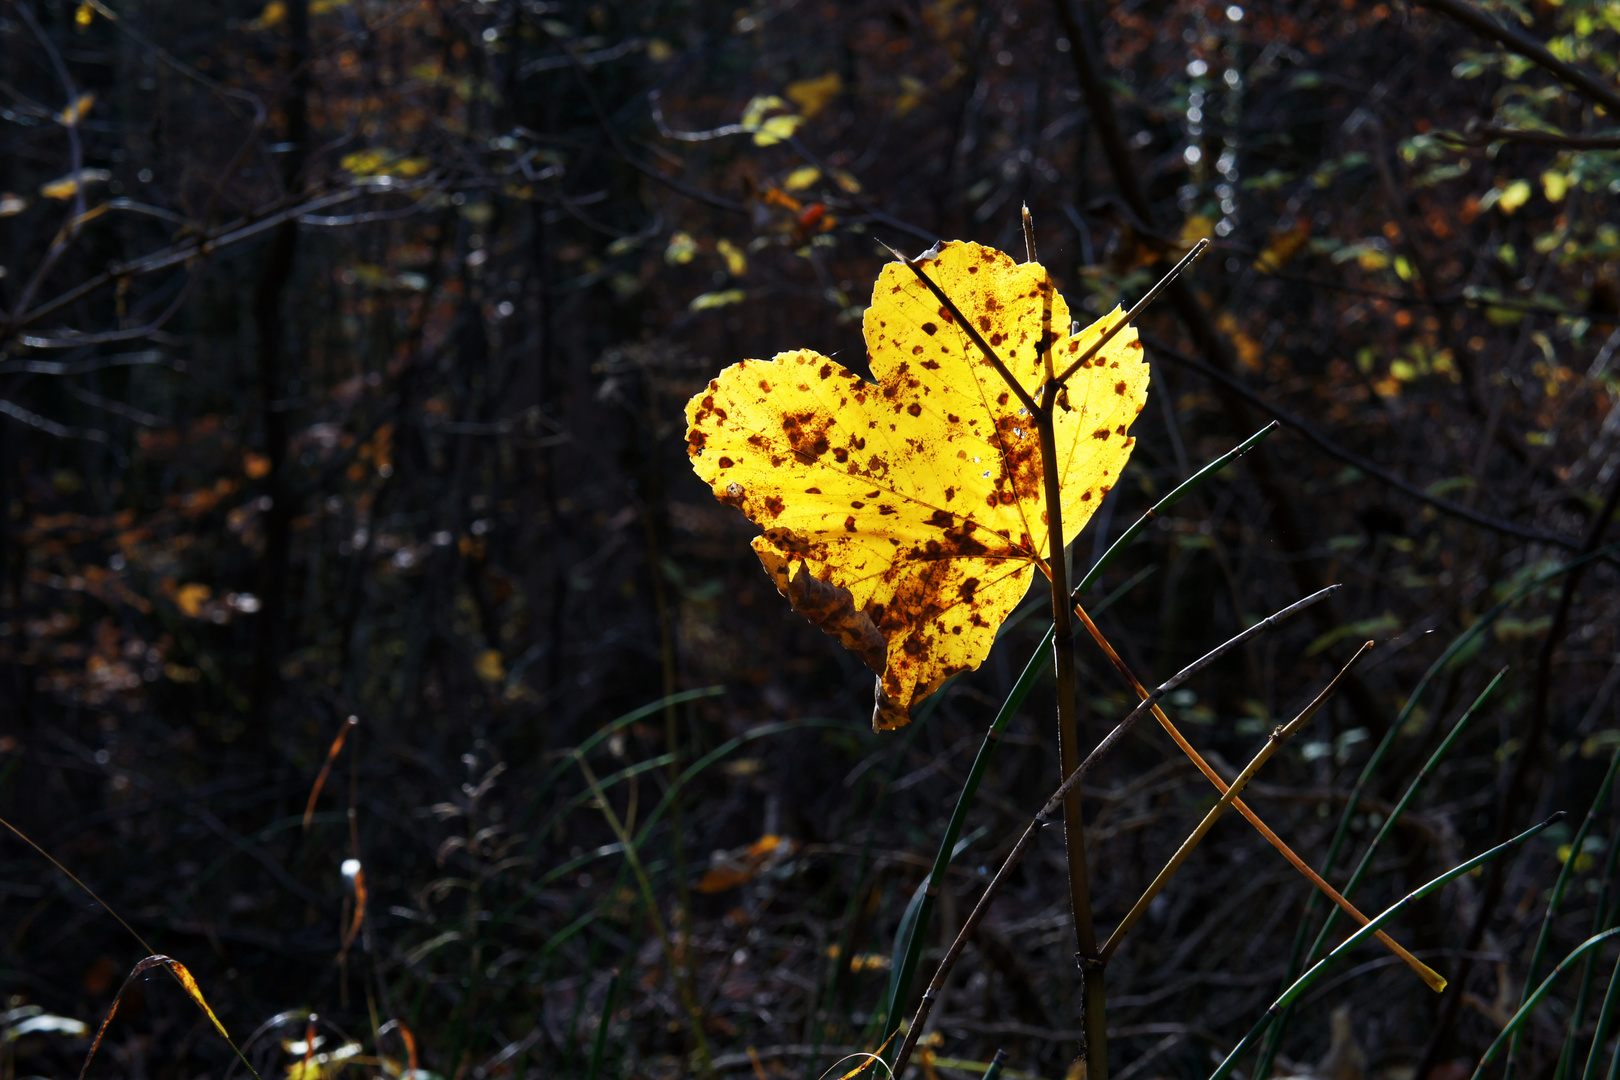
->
[664,231,697,265]
[686,241,1148,728]
[39,169,111,200]
[783,165,821,191]
[716,238,748,276]
[740,94,802,146]
[785,72,841,118]
[689,288,746,311]
[176,583,211,618]
[58,92,95,126]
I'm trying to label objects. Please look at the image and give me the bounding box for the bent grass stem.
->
[1103,641,1374,959]
[890,585,1339,1079]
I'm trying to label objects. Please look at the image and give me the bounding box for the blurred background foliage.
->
[0,0,1618,1077]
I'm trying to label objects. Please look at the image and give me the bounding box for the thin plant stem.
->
[1053,240,1209,387]
[881,427,1271,1037]
[1207,814,1567,1080]
[1506,747,1620,1079]
[1472,929,1620,1080]
[1583,957,1620,1080]
[1068,601,1444,989]
[891,585,1338,1079]
[574,755,715,1078]
[1103,642,1373,958]
[1259,542,1620,1078]
[586,966,623,1080]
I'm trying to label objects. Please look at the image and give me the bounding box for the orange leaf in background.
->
[686,241,1148,729]
[696,834,795,892]
[175,583,211,617]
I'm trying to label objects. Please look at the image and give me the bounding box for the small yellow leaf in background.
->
[830,168,862,194]
[59,93,95,126]
[696,833,797,892]
[664,230,697,264]
[783,165,822,191]
[1255,221,1310,272]
[1497,179,1531,213]
[250,0,287,29]
[716,238,748,276]
[687,241,1148,729]
[176,583,211,618]
[243,451,272,479]
[1542,170,1569,202]
[785,72,841,117]
[1179,214,1214,249]
[474,649,505,683]
[689,288,746,311]
[895,75,927,117]
[40,169,111,200]
[1215,312,1263,371]
[740,95,802,146]
[646,38,676,62]
[75,2,94,27]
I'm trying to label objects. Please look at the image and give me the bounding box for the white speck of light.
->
[982,471,991,479]
[1226,5,1244,18]
[342,859,361,878]
[1184,145,1204,165]
[1187,58,1209,77]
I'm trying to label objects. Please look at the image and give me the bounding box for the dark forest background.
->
[1,0,1618,1078]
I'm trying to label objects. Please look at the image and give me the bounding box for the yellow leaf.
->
[689,288,746,311]
[250,0,287,29]
[895,75,927,117]
[686,241,1148,729]
[1179,214,1214,249]
[1254,222,1310,272]
[716,238,748,276]
[740,95,802,146]
[39,169,111,200]
[646,38,676,62]
[1497,179,1531,213]
[1542,170,1569,202]
[75,2,94,26]
[474,649,505,683]
[59,92,95,126]
[785,72,841,117]
[176,583,211,618]
[664,230,697,265]
[783,165,822,191]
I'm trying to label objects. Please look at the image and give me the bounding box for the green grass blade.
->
[1259,543,1620,1079]
[1508,748,1620,1078]
[1211,815,1564,1080]
[586,965,624,1080]
[1586,957,1620,1080]
[883,424,1277,1039]
[1472,928,1620,1080]
[1074,422,1276,601]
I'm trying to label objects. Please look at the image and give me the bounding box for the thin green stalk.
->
[1103,642,1372,959]
[1209,814,1565,1080]
[809,717,929,1077]
[1580,821,1620,1080]
[1258,543,1620,1078]
[574,756,715,1078]
[1507,748,1620,1079]
[882,424,1276,1038]
[586,966,624,1080]
[1473,929,1620,1080]
[1253,669,1509,1074]
[1583,958,1620,1080]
